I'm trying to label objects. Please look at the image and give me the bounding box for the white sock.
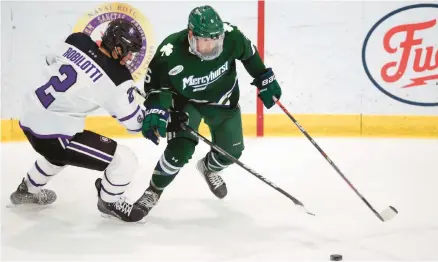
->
[25,158,65,193]
[100,145,138,203]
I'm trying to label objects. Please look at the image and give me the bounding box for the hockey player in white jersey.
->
[10,19,147,223]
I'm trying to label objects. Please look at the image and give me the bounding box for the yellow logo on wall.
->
[73,2,156,82]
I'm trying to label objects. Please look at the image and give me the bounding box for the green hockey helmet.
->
[187,5,225,60]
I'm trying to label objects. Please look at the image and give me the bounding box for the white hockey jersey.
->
[19,32,144,139]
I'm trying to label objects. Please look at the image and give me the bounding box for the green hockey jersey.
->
[143,22,266,108]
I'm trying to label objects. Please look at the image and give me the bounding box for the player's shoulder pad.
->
[223,22,251,46]
[104,60,133,87]
[154,29,187,60]
[223,22,242,37]
[65,32,94,48]
[66,32,132,86]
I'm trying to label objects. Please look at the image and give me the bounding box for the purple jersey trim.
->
[67,142,113,163]
[127,127,142,133]
[35,161,54,177]
[118,106,140,122]
[59,138,70,148]
[100,184,124,196]
[104,171,130,187]
[19,122,74,139]
[27,173,46,187]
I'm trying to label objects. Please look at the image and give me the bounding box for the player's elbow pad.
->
[117,106,145,133]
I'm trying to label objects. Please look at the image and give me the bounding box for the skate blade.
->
[6,202,43,208]
[6,202,52,211]
[100,213,147,224]
[6,203,18,208]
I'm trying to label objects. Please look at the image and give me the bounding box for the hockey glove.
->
[167,110,189,135]
[251,68,282,109]
[141,106,170,145]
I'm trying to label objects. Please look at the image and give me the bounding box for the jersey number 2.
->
[35,64,78,108]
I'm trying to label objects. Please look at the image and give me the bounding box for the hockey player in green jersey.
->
[135,5,282,215]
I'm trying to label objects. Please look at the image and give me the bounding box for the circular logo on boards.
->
[362,4,438,106]
[73,2,156,83]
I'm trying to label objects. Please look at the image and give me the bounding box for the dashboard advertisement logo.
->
[362,4,438,106]
[73,2,156,83]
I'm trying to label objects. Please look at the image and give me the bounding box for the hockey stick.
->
[134,88,314,215]
[274,98,398,222]
[180,123,315,216]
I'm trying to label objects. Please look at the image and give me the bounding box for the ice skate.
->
[9,178,57,206]
[197,158,227,199]
[95,178,146,223]
[135,186,162,216]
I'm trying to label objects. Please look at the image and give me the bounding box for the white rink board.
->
[1,1,437,117]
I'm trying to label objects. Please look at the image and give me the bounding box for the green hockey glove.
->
[143,87,173,110]
[142,106,170,145]
[251,68,282,109]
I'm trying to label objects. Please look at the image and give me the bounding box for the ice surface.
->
[2,137,438,261]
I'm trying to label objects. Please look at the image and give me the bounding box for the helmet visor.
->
[189,33,224,61]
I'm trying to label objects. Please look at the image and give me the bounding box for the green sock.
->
[149,154,181,191]
[151,171,178,191]
[206,151,229,172]
[150,138,196,190]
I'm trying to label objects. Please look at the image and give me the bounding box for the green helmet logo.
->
[188,5,224,39]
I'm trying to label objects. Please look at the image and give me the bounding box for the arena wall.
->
[1,1,437,141]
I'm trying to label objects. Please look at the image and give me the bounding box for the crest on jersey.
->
[169,65,184,76]
[100,136,111,143]
[73,2,156,83]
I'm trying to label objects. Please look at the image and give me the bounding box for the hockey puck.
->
[330,254,342,261]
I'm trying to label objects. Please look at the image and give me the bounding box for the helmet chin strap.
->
[100,42,111,55]
[114,46,128,61]
[188,43,196,56]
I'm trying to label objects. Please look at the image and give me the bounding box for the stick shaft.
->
[275,100,384,221]
[181,123,314,216]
